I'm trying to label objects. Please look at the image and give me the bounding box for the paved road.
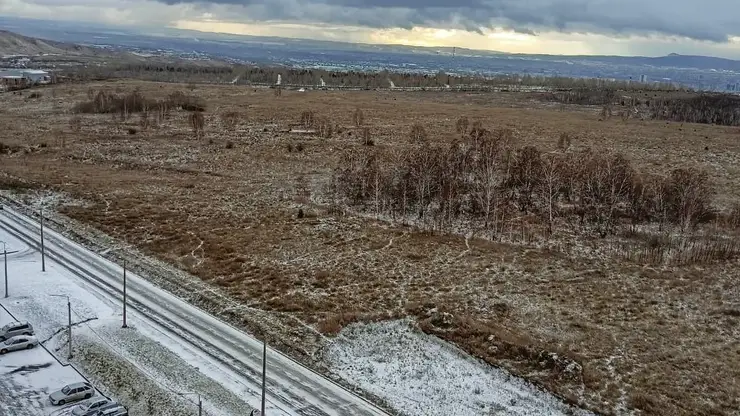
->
[0,206,389,416]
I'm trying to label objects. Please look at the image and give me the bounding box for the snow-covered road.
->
[0,206,389,416]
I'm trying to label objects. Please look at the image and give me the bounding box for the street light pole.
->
[1,241,20,299]
[122,260,127,328]
[67,297,72,359]
[50,294,72,359]
[261,339,267,416]
[40,205,46,272]
[2,242,6,299]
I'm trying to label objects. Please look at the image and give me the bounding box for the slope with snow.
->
[325,320,594,416]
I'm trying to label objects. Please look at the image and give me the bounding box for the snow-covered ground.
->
[325,320,594,416]
[0,224,257,415]
[0,306,98,416]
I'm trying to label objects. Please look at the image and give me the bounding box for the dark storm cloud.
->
[155,0,737,42]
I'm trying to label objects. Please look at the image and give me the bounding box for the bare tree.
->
[353,108,365,127]
[300,111,316,129]
[538,154,563,235]
[189,112,205,139]
[139,109,149,131]
[361,127,373,146]
[316,117,333,138]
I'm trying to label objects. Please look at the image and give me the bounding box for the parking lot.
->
[0,306,103,415]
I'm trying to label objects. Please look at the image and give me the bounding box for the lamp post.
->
[261,339,267,416]
[1,241,21,299]
[40,204,46,272]
[50,294,72,359]
[122,259,127,328]
[178,392,202,416]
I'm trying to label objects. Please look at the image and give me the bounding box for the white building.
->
[0,69,52,86]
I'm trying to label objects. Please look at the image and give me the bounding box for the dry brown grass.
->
[1,80,740,416]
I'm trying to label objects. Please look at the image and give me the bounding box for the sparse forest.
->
[331,119,737,265]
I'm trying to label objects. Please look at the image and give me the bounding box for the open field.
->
[1,80,740,416]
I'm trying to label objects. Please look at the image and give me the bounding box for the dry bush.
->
[189,112,206,139]
[665,168,714,230]
[728,205,740,229]
[455,116,469,137]
[300,110,316,128]
[69,116,82,133]
[166,91,206,112]
[409,123,428,143]
[220,111,240,130]
[557,132,572,151]
[352,108,364,127]
[274,86,282,97]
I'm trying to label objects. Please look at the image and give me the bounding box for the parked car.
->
[93,403,128,416]
[0,321,34,342]
[72,397,111,415]
[0,335,38,354]
[49,382,95,405]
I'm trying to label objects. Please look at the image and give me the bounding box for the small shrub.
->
[728,204,740,229]
[300,110,315,128]
[361,127,374,146]
[296,143,305,152]
[127,128,138,135]
[409,123,427,143]
[455,116,469,136]
[225,141,234,149]
[287,143,294,153]
[27,92,42,99]
[220,111,240,130]
[69,116,82,133]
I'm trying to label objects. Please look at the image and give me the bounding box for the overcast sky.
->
[3,0,740,58]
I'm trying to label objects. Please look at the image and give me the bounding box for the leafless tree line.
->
[332,120,717,239]
[648,94,740,126]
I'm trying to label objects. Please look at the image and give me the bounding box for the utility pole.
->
[2,241,6,299]
[67,297,72,359]
[261,339,267,416]
[198,395,202,416]
[40,205,46,272]
[122,260,127,328]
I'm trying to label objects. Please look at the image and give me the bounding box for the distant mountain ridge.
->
[0,29,101,56]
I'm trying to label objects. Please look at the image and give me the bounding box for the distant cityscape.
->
[3,16,740,92]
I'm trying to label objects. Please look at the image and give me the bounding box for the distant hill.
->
[0,29,102,56]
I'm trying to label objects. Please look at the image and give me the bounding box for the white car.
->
[72,397,111,415]
[0,321,34,342]
[0,335,38,354]
[49,382,95,405]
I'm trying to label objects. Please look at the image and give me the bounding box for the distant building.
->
[639,74,648,83]
[0,69,52,89]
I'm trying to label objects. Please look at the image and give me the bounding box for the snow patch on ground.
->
[325,320,594,416]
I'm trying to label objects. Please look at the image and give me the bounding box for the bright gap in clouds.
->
[174,19,598,55]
